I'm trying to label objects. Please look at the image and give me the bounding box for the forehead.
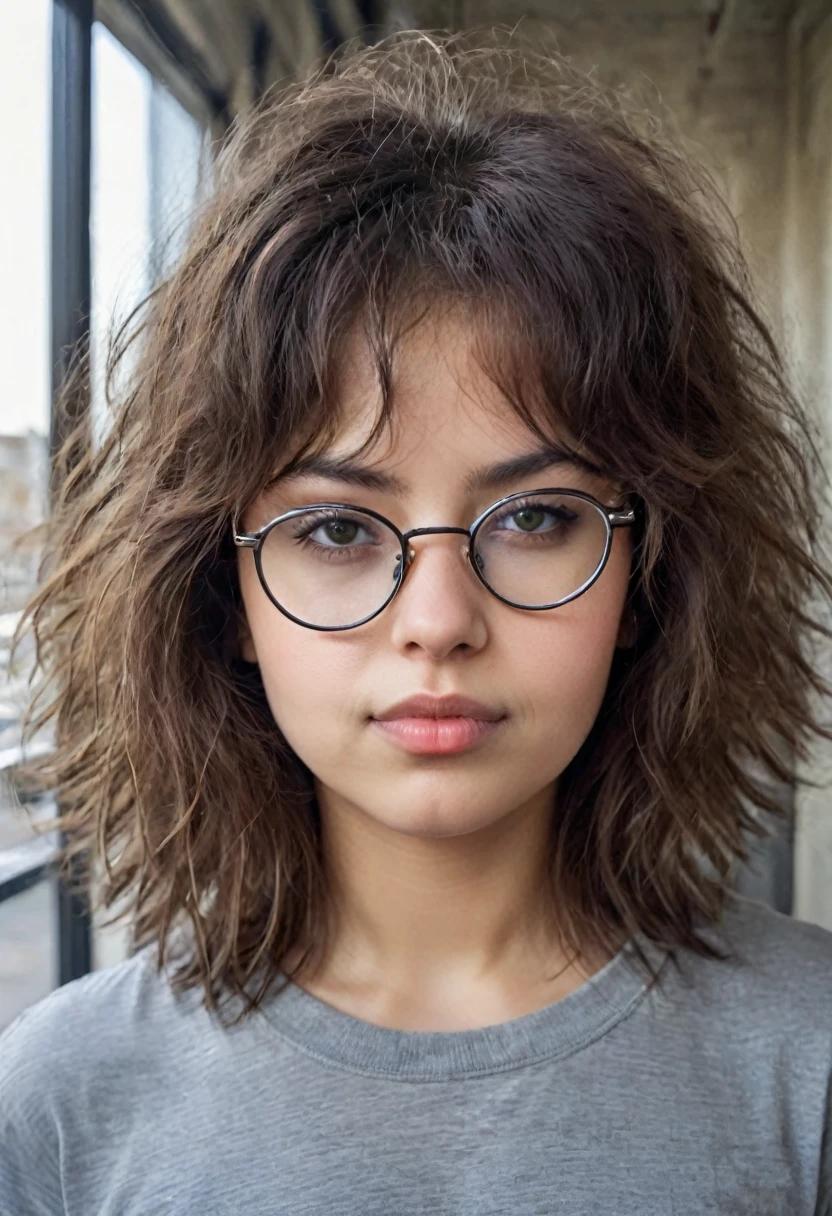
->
[328,308,568,467]
[266,304,621,506]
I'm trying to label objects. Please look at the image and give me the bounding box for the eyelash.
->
[290,513,373,562]
[288,497,578,554]
[490,497,578,530]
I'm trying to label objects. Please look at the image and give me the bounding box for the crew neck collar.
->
[254,935,668,1081]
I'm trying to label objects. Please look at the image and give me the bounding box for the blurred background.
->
[0,0,830,1031]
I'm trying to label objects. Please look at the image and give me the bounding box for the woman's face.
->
[238,312,634,839]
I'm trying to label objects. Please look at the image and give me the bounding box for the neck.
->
[286,782,611,1031]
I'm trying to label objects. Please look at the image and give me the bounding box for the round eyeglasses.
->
[233,487,637,632]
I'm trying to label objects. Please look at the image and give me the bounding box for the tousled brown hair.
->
[16,27,832,1021]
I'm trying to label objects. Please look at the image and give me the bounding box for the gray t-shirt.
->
[1,892,831,1215]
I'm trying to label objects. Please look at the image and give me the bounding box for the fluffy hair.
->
[16,27,832,1022]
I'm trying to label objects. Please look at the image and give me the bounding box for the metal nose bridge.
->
[401,525,472,565]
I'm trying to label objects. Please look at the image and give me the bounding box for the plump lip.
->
[372,694,505,722]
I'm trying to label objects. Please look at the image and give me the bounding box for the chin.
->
[360,793,514,840]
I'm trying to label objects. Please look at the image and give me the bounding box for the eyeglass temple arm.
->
[609,505,637,527]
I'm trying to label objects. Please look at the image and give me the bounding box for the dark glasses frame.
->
[233,487,637,632]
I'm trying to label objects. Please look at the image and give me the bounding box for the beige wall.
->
[784,3,832,424]
[389,2,791,323]
[784,3,832,929]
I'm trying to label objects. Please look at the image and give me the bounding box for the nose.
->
[387,533,488,659]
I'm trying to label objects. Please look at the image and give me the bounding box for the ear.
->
[238,610,259,663]
[615,606,637,650]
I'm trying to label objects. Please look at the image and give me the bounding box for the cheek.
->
[509,545,631,733]
[239,555,363,750]
[517,610,619,727]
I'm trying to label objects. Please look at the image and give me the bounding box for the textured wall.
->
[386,1,792,326]
[784,3,832,930]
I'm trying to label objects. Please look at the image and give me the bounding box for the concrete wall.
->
[784,3,832,930]
[388,1,792,325]
[784,2,832,436]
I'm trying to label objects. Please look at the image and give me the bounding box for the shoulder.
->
[670,893,832,1034]
[0,946,222,1208]
[0,944,202,1114]
[716,891,832,983]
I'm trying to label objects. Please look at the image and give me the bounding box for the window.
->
[89,22,211,968]
[0,6,211,1030]
[91,22,211,440]
[0,0,54,1032]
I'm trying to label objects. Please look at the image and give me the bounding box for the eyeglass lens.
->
[257,492,609,629]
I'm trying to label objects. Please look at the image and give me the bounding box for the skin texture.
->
[238,312,635,1031]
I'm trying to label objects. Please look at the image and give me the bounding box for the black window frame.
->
[51,0,94,984]
[0,0,94,985]
[0,0,221,992]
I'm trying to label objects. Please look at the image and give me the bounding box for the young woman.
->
[2,27,831,1216]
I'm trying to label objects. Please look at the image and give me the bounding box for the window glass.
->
[90,23,211,969]
[0,0,55,1031]
[0,14,213,1028]
[91,23,211,441]
[0,872,56,1033]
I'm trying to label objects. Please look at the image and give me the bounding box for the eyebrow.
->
[275,443,605,496]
